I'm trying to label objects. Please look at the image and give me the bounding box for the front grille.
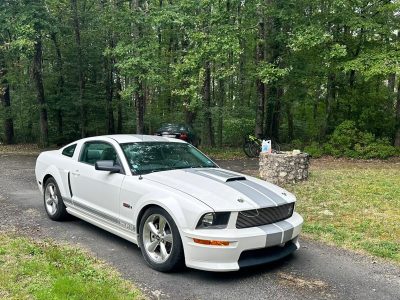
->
[236,202,294,229]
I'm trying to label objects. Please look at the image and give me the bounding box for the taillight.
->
[179,132,188,140]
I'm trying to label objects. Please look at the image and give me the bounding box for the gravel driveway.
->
[0,154,399,300]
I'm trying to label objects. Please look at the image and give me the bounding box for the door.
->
[70,141,125,226]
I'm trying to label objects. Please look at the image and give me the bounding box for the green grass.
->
[0,234,143,299]
[285,163,400,262]
[200,147,246,160]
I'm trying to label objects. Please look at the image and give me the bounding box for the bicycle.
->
[243,135,280,158]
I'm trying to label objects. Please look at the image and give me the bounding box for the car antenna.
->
[139,174,143,180]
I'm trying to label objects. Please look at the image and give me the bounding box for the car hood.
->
[144,168,296,211]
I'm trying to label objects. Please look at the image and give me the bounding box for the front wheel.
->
[43,178,69,221]
[138,207,184,272]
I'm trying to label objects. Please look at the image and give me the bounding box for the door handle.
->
[71,170,80,176]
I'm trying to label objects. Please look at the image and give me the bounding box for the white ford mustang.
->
[35,135,303,272]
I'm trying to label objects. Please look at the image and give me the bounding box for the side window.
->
[62,144,77,158]
[79,142,119,166]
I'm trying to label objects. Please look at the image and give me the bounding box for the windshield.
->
[120,142,217,174]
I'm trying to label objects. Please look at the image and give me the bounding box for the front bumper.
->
[181,212,303,271]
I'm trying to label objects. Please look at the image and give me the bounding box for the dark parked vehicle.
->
[156,123,199,147]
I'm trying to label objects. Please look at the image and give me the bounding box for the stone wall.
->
[259,152,310,185]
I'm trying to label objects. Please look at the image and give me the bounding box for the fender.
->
[39,164,69,199]
[120,177,213,233]
[133,194,209,232]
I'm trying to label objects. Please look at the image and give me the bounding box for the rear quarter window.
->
[62,144,77,158]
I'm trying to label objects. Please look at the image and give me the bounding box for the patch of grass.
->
[286,164,400,262]
[200,147,246,160]
[0,234,143,299]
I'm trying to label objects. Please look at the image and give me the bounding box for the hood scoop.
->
[191,169,247,183]
[225,176,247,182]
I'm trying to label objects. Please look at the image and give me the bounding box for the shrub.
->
[304,142,323,158]
[355,138,398,159]
[328,120,358,156]
[323,121,398,159]
[290,139,304,150]
[223,118,255,146]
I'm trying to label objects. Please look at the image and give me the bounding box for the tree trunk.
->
[202,62,214,146]
[217,78,224,146]
[32,37,48,147]
[71,0,87,137]
[286,101,294,142]
[0,82,14,145]
[116,75,123,133]
[271,86,282,141]
[0,57,14,144]
[184,103,196,127]
[105,52,115,134]
[395,77,400,147]
[321,73,336,138]
[50,33,64,138]
[255,18,265,137]
[131,0,146,134]
[135,81,145,134]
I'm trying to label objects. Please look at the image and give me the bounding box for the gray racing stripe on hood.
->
[225,180,278,207]
[185,168,243,182]
[208,168,242,177]
[199,168,243,180]
[242,180,289,206]
[186,168,285,207]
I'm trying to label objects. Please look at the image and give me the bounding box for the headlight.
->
[196,212,230,229]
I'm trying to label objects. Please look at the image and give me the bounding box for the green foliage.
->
[0,0,399,154]
[321,121,398,159]
[354,139,399,160]
[326,120,359,156]
[223,118,255,146]
[304,142,323,158]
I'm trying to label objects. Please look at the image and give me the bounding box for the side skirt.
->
[66,206,138,245]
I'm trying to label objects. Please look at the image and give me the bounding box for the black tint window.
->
[79,142,118,165]
[62,144,77,158]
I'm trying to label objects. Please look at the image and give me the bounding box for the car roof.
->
[104,134,185,144]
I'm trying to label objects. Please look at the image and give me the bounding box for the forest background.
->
[1,0,400,159]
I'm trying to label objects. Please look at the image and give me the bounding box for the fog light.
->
[193,238,230,246]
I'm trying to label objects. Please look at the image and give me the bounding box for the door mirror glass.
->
[95,160,121,174]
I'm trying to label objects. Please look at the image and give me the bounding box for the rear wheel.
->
[243,140,260,158]
[43,178,68,221]
[139,207,184,272]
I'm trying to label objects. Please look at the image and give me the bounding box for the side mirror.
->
[95,160,121,174]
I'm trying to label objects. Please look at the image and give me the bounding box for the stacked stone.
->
[259,152,310,185]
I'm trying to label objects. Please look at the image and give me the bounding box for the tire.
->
[138,207,184,272]
[243,140,260,158]
[43,177,69,221]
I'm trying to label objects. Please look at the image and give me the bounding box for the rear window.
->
[62,144,77,158]
[158,124,187,132]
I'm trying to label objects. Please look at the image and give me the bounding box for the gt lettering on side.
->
[119,221,135,232]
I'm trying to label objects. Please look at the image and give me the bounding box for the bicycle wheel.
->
[243,140,260,158]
